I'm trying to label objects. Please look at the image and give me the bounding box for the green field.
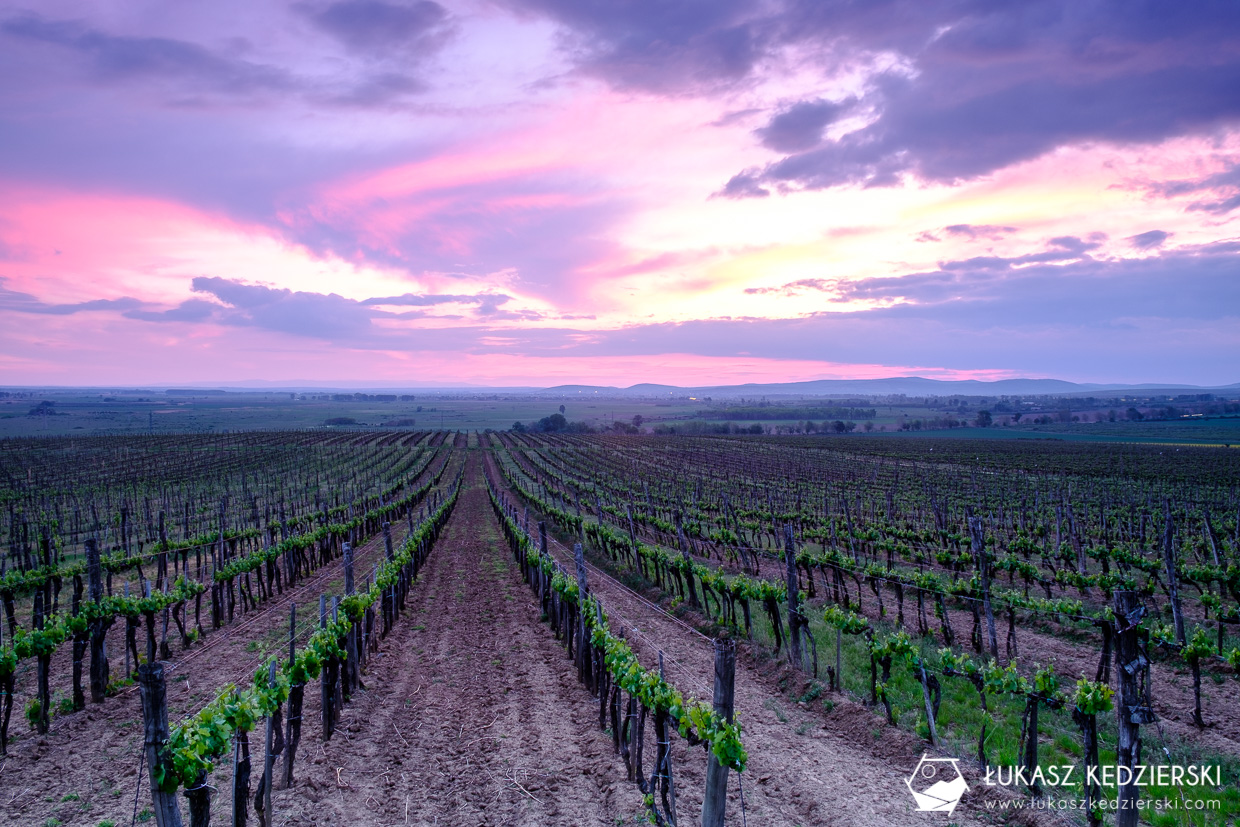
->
[2,388,1237,448]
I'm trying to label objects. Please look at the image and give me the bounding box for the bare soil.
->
[274,449,646,826]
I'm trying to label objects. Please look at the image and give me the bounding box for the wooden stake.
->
[701,638,736,827]
[1114,590,1144,827]
[138,662,184,827]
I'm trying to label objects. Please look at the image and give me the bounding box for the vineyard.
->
[1,430,1238,825]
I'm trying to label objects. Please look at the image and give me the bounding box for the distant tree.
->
[975,410,993,427]
[832,420,847,433]
[1126,407,1144,421]
[631,414,643,428]
[324,417,357,426]
[537,413,569,432]
[1012,411,1022,423]
[747,423,763,434]
[863,421,874,432]
[512,421,526,432]
[1108,409,1117,422]
[559,404,566,414]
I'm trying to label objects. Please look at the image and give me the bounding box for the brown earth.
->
[274,448,646,826]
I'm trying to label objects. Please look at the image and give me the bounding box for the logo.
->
[906,754,968,815]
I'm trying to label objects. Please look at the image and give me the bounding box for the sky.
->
[1,0,1238,388]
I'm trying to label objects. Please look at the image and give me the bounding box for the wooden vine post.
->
[85,537,110,703]
[539,522,550,616]
[1161,503,1185,645]
[257,661,277,827]
[1114,590,1145,827]
[319,594,333,739]
[655,651,678,825]
[342,542,359,692]
[701,638,736,827]
[675,512,700,611]
[574,543,591,689]
[284,602,303,789]
[626,506,640,572]
[231,723,252,827]
[784,526,806,672]
[968,516,999,659]
[138,662,184,827]
[918,659,939,749]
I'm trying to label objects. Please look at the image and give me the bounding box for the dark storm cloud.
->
[297,0,450,52]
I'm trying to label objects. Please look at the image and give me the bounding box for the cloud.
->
[1,13,292,95]
[6,240,1236,385]
[916,224,1018,243]
[190,276,378,339]
[740,236,1235,326]
[0,280,143,315]
[699,1,1240,194]
[497,0,766,93]
[714,170,769,199]
[755,98,851,153]
[360,293,479,306]
[122,299,219,323]
[944,224,1018,241]
[1128,229,1170,249]
[1149,162,1240,215]
[185,278,542,339]
[744,278,834,296]
[296,0,452,53]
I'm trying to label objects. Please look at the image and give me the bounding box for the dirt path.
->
[276,450,646,826]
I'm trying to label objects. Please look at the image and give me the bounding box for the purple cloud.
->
[297,1,451,52]
[1128,230,1170,249]
[755,98,852,153]
[1,13,292,95]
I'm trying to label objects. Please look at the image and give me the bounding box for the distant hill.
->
[538,377,1239,398]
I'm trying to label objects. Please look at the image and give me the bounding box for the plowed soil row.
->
[272,450,646,825]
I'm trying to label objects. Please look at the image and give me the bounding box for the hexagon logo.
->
[905,754,968,814]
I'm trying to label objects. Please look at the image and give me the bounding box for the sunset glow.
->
[1,1,1238,386]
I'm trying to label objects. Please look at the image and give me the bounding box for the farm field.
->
[1,431,1238,825]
